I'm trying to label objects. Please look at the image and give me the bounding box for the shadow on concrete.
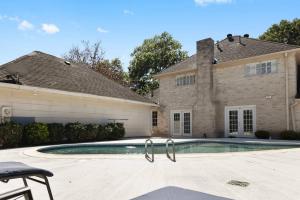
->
[131,186,233,200]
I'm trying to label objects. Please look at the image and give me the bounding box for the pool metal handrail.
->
[166,138,176,162]
[145,139,154,162]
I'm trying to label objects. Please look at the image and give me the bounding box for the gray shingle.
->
[0,51,154,104]
[158,36,300,76]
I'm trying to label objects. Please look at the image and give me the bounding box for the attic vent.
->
[227,34,234,42]
[64,61,71,65]
[244,34,249,38]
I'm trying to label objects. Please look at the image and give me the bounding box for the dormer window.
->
[176,74,196,86]
[245,60,278,76]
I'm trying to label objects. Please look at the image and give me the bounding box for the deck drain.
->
[227,180,250,187]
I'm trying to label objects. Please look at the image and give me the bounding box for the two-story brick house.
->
[153,35,300,138]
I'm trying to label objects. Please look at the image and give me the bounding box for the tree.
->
[259,18,300,46]
[95,58,129,86]
[63,40,104,68]
[129,32,188,95]
[64,41,128,86]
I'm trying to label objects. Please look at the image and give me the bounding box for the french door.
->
[225,105,256,137]
[171,110,192,136]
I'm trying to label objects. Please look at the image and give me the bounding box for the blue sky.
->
[0,0,300,70]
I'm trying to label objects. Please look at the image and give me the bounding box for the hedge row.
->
[255,130,300,140]
[0,122,125,148]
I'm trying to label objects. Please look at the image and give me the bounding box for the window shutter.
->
[245,65,251,76]
[245,64,256,76]
[271,60,278,73]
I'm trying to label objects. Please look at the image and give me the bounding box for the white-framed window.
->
[176,74,195,86]
[245,60,278,76]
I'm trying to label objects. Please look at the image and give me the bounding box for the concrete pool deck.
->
[1,138,300,199]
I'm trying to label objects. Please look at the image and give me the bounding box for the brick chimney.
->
[196,38,214,98]
[193,38,217,137]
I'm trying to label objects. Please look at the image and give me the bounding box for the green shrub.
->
[105,123,125,140]
[0,122,23,148]
[96,124,105,141]
[280,130,298,140]
[114,123,125,138]
[84,124,98,141]
[47,123,65,143]
[255,130,270,139]
[23,123,49,145]
[65,122,86,143]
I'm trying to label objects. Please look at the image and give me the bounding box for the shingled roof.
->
[0,51,154,104]
[157,36,300,76]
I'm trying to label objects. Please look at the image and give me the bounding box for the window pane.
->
[191,75,195,84]
[183,113,191,134]
[267,62,272,73]
[183,76,186,85]
[256,64,262,74]
[261,63,266,74]
[229,110,238,134]
[173,113,180,133]
[243,110,253,135]
[152,111,158,126]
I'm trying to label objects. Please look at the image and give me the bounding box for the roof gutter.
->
[0,82,158,107]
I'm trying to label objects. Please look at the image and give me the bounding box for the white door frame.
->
[170,110,192,137]
[225,105,256,137]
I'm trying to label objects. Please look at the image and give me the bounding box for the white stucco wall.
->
[0,83,154,137]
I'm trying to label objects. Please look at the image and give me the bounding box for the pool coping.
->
[22,138,300,160]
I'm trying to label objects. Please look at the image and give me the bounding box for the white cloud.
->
[18,20,34,30]
[123,9,134,15]
[8,16,20,22]
[194,0,232,6]
[0,15,20,22]
[41,23,60,34]
[97,27,109,33]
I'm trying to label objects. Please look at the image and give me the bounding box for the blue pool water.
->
[38,141,300,154]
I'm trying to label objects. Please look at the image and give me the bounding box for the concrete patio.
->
[1,138,300,200]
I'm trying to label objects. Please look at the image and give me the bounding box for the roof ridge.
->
[218,36,300,48]
[0,51,37,69]
[245,37,300,48]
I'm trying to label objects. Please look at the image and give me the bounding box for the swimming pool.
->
[38,141,300,154]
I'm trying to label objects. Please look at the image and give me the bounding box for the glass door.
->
[183,112,192,136]
[242,108,254,136]
[225,106,256,137]
[171,110,192,136]
[228,109,239,136]
[172,112,181,136]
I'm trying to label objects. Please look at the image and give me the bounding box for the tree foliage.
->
[259,18,300,46]
[129,32,188,95]
[63,40,128,86]
[63,40,104,68]
[95,58,129,86]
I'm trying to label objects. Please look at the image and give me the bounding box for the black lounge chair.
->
[0,162,54,200]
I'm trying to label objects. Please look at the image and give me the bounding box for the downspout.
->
[291,101,298,131]
[285,52,290,130]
